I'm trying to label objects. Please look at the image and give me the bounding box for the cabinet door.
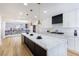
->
[24,36,35,54]
[63,11,76,27]
[24,36,29,47]
[34,43,46,56]
[28,39,35,54]
[76,10,79,27]
[68,38,75,50]
[24,36,27,44]
[75,38,79,52]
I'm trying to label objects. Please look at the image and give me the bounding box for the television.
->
[52,14,63,24]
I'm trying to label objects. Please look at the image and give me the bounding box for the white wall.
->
[37,3,79,36]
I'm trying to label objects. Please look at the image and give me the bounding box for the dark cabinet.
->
[24,36,29,47]
[34,43,46,56]
[23,35,47,56]
[24,36,27,44]
[24,36,35,54]
[28,39,35,54]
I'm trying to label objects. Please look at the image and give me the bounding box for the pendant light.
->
[37,3,41,25]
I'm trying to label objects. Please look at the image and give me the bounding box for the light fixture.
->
[38,20,41,24]
[34,16,37,18]
[19,12,23,15]
[30,22,32,26]
[43,10,47,13]
[24,3,28,6]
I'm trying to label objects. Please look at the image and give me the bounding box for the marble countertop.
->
[22,33,67,50]
[40,32,79,39]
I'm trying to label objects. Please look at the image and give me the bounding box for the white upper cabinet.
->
[63,10,76,27]
[76,10,79,27]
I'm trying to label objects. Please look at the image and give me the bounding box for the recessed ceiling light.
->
[24,3,28,6]
[43,10,47,13]
[34,16,37,18]
[19,12,23,15]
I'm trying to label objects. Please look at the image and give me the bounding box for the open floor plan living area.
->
[0,3,79,56]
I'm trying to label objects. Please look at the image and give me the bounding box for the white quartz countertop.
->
[22,33,67,50]
[40,32,79,39]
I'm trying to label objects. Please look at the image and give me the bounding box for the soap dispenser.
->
[74,30,77,36]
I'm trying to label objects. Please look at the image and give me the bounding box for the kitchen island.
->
[21,33,67,56]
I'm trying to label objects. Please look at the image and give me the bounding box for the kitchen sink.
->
[50,32,64,34]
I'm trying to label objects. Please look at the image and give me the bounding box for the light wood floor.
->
[0,35,33,56]
[67,50,79,56]
[0,35,78,56]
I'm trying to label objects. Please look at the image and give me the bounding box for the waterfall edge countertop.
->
[22,33,67,50]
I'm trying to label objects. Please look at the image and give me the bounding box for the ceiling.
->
[0,3,79,21]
